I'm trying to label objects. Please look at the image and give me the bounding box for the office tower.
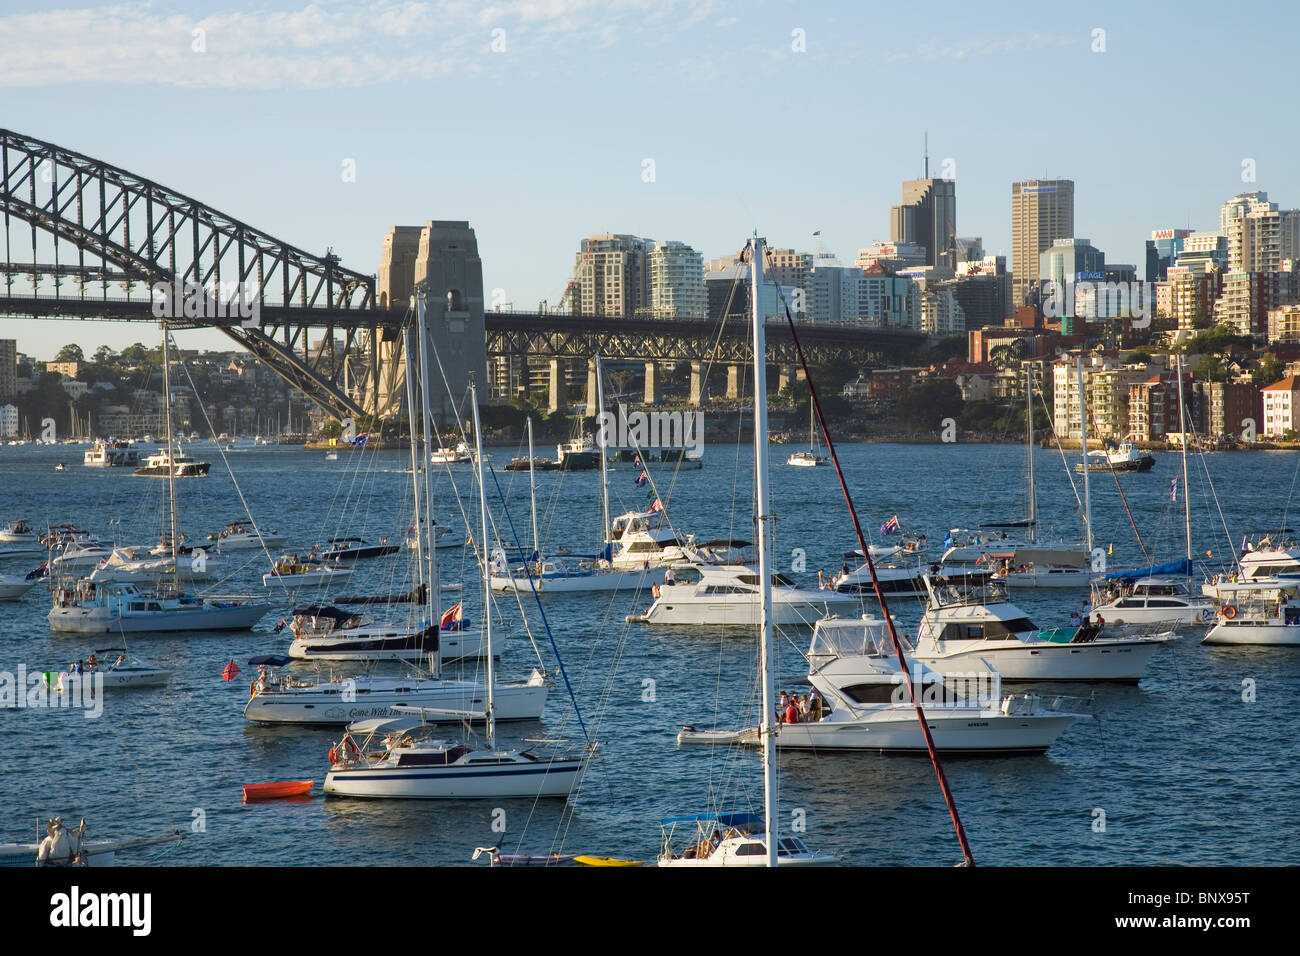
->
[1011,179,1075,307]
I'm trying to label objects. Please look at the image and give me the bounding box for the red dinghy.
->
[243,780,314,802]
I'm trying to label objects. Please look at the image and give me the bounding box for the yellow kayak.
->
[573,855,644,867]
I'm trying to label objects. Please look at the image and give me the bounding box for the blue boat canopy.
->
[247,654,293,667]
[1104,558,1192,581]
[660,812,764,828]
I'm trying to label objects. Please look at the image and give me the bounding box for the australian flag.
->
[349,432,369,447]
[25,561,49,581]
[635,470,649,488]
[880,515,900,536]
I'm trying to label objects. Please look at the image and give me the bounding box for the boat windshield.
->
[808,619,903,664]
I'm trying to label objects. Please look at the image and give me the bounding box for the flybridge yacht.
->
[1202,586,1300,646]
[608,509,681,569]
[133,446,210,478]
[83,440,139,468]
[744,616,1081,754]
[47,580,270,634]
[912,576,1167,682]
[628,562,858,626]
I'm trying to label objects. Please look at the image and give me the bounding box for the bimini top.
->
[1104,558,1191,582]
[660,812,764,829]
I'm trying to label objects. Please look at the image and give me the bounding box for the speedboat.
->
[133,447,210,477]
[489,548,662,594]
[47,580,271,634]
[912,576,1167,682]
[628,562,859,626]
[1074,441,1155,473]
[83,440,139,468]
[0,519,46,560]
[263,555,354,588]
[208,520,286,551]
[753,616,1081,754]
[320,537,400,561]
[242,663,549,725]
[53,651,171,689]
[50,542,115,572]
[1203,587,1300,645]
[833,543,931,596]
[1090,573,1215,627]
[657,813,833,867]
[322,717,587,799]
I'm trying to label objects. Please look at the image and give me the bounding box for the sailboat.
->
[322,381,588,799]
[490,363,665,594]
[47,325,272,635]
[786,403,827,467]
[658,236,832,867]
[245,303,548,726]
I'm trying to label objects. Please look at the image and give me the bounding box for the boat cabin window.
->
[395,745,470,766]
[702,585,752,595]
[735,842,767,857]
[737,573,795,587]
[938,618,1035,641]
[842,681,957,704]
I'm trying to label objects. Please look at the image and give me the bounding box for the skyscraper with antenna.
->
[890,132,955,269]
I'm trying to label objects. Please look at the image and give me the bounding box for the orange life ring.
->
[1222,604,1238,620]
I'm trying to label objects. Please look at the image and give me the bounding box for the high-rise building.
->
[1011,179,1075,307]
[647,241,705,318]
[1219,192,1300,273]
[571,234,650,317]
[0,339,16,402]
[1146,228,1192,282]
[891,179,957,269]
[1165,265,1223,330]
[855,241,927,273]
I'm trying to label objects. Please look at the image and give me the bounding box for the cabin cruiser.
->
[657,813,832,867]
[1075,440,1155,473]
[322,717,586,799]
[320,537,400,561]
[489,547,662,594]
[608,509,681,569]
[48,580,270,634]
[83,440,139,468]
[833,541,931,596]
[737,616,1081,754]
[50,542,115,572]
[0,569,40,600]
[133,447,210,477]
[430,441,472,464]
[941,528,1091,589]
[0,519,46,560]
[263,554,354,588]
[242,661,549,725]
[208,520,286,551]
[285,604,465,662]
[1089,567,1215,627]
[628,562,858,626]
[912,576,1167,682]
[1202,587,1300,645]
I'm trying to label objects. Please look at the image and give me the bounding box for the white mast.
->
[1077,355,1093,555]
[1026,365,1036,543]
[749,235,778,869]
[596,356,611,556]
[402,323,426,618]
[162,323,179,572]
[471,383,495,748]
[414,293,442,677]
[1175,353,1192,564]
[526,416,539,558]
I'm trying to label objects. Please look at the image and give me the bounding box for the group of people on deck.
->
[778,688,822,724]
[67,653,126,674]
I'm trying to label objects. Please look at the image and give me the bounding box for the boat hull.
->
[323,758,584,799]
[1202,622,1300,645]
[915,638,1162,682]
[767,710,1077,754]
[47,602,270,634]
[638,591,859,627]
[491,566,662,594]
[243,681,548,725]
[263,569,354,588]
[998,568,1093,588]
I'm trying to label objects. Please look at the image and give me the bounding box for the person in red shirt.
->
[784,702,800,724]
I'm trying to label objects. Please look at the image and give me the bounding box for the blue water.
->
[1,439,1297,866]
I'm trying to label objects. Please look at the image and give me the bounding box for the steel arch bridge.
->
[0,128,377,418]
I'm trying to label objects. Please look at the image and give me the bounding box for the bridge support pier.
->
[585,358,599,417]
[644,362,658,405]
[548,358,563,413]
[689,361,704,407]
[777,365,805,393]
[726,364,741,400]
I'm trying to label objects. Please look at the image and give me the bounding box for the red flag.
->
[649,498,663,514]
[440,602,463,629]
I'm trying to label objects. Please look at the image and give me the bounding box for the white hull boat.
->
[997,566,1093,589]
[490,556,662,594]
[55,658,171,689]
[1091,576,1216,627]
[1203,590,1300,645]
[657,813,831,867]
[0,573,38,600]
[48,582,270,634]
[263,557,354,588]
[631,563,858,626]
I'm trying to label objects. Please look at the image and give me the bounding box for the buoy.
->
[222,659,240,681]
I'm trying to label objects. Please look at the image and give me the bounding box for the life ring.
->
[652,583,662,598]
[1222,605,1238,620]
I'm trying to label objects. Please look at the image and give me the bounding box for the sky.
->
[2,0,1298,359]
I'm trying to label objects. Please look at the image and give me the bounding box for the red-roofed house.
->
[1262,376,1300,438]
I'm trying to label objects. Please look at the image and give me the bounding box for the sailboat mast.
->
[1026,365,1036,543]
[749,235,779,869]
[162,323,179,569]
[1077,355,1093,554]
[415,293,442,677]
[527,416,539,557]
[471,384,495,748]
[596,357,611,554]
[1175,353,1192,563]
[402,324,426,603]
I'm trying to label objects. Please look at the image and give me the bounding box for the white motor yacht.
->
[913,576,1167,682]
[133,447,210,477]
[1203,587,1300,645]
[53,651,171,689]
[629,562,858,626]
[50,542,115,572]
[208,520,286,551]
[608,509,681,569]
[262,554,354,588]
[0,571,40,600]
[489,548,662,594]
[83,440,139,468]
[746,616,1081,754]
[1089,574,1215,627]
[284,604,492,662]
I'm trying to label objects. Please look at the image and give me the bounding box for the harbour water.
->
[2,439,1298,866]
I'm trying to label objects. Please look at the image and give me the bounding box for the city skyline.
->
[2,0,1298,358]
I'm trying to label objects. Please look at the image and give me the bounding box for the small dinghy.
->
[676,726,755,747]
[574,855,645,867]
[242,780,314,802]
[472,847,576,867]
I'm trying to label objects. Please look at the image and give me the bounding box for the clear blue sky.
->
[2,0,1297,359]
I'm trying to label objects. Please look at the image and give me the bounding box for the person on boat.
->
[841,561,851,578]
[115,654,126,667]
[664,566,676,586]
[798,694,810,721]
[1069,611,1081,627]
[784,700,800,724]
[818,569,827,589]
[86,653,99,670]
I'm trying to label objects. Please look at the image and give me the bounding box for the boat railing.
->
[1001,691,1094,717]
